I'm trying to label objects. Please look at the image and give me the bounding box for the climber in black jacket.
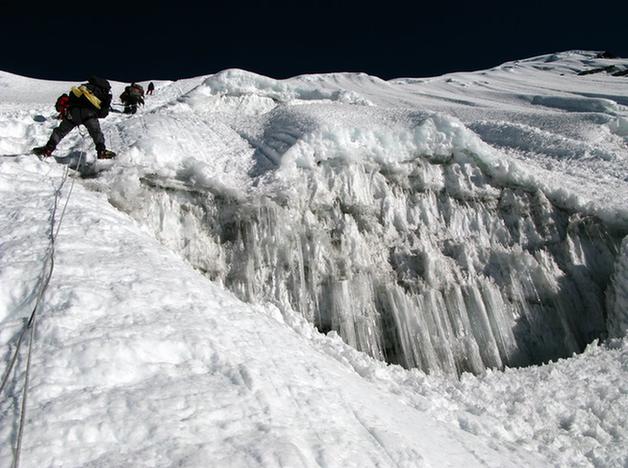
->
[33,76,116,159]
[120,82,145,114]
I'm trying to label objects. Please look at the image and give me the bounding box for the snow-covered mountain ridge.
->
[1,50,627,467]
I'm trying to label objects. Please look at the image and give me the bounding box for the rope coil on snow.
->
[1,152,84,468]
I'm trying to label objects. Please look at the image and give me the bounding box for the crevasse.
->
[108,100,625,376]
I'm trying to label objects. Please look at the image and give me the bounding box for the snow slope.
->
[1,50,627,467]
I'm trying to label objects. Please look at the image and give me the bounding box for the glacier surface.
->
[1,50,627,467]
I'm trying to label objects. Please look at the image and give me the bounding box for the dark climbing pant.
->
[47,114,106,152]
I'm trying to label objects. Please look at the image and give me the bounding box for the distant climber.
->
[32,76,116,159]
[120,82,145,114]
[147,82,155,95]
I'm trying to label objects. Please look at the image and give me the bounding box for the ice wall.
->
[607,237,628,338]
[108,102,625,375]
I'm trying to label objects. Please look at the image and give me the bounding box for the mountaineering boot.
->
[32,145,54,157]
[97,149,116,159]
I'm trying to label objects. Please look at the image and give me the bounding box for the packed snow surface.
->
[1,50,627,467]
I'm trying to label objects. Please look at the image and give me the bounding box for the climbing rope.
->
[0,152,83,468]
[13,320,36,468]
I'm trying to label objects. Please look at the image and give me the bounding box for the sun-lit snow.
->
[1,50,627,467]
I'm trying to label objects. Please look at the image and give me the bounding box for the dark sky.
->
[2,1,627,83]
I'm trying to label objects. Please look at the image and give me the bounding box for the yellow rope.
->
[70,85,102,109]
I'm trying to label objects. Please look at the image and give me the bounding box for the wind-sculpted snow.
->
[528,95,620,114]
[468,119,620,163]
[181,69,375,109]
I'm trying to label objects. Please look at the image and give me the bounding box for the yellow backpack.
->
[70,85,102,109]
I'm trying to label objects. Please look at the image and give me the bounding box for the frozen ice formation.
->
[111,100,626,375]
